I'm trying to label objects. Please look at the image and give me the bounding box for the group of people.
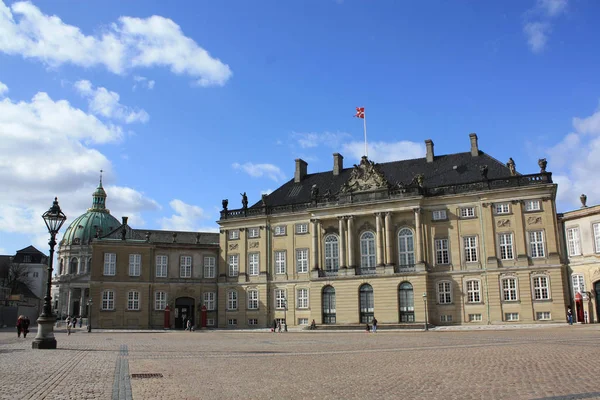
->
[366,318,378,333]
[65,316,82,335]
[16,315,31,338]
[272,319,286,332]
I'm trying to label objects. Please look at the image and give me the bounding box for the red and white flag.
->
[354,107,365,118]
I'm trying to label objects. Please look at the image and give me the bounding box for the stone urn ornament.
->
[538,158,547,173]
[580,194,588,208]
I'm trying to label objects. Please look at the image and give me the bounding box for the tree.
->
[0,258,33,304]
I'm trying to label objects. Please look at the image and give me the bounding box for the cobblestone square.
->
[1,325,599,400]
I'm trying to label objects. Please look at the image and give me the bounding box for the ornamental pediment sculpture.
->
[497,219,510,227]
[339,156,390,193]
[527,216,542,225]
[229,243,238,251]
[249,242,259,249]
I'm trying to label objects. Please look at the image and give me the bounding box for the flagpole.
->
[363,107,368,157]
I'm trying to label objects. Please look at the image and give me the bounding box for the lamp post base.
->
[32,315,57,349]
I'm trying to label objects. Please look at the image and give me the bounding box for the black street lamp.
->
[32,197,67,349]
[87,298,93,333]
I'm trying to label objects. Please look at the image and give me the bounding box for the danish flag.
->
[354,107,365,118]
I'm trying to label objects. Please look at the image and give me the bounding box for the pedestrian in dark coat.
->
[23,316,30,338]
[16,316,24,338]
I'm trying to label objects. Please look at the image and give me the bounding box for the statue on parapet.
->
[241,192,248,209]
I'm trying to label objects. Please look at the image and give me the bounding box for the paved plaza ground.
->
[1,324,599,400]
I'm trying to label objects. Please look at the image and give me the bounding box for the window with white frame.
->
[498,233,514,260]
[533,275,550,300]
[566,227,581,256]
[275,289,287,309]
[298,318,309,325]
[248,253,260,276]
[228,319,237,326]
[324,235,340,271]
[229,230,240,240]
[156,255,168,278]
[435,238,449,265]
[505,312,519,321]
[204,256,215,278]
[228,254,239,277]
[463,236,478,263]
[525,199,541,211]
[296,249,308,273]
[466,280,481,303]
[468,314,482,322]
[155,291,166,310]
[180,256,192,278]
[440,315,453,322]
[227,290,238,310]
[437,281,452,304]
[23,255,31,263]
[204,292,216,311]
[248,227,260,238]
[529,231,545,258]
[432,210,447,221]
[127,291,140,310]
[207,319,215,326]
[103,253,116,276]
[101,290,114,310]
[297,288,309,309]
[295,223,308,234]
[460,207,475,218]
[495,203,510,214]
[247,289,258,310]
[274,225,286,236]
[275,251,286,274]
[572,274,585,294]
[536,311,551,320]
[248,318,258,326]
[502,278,518,301]
[398,228,415,266]
[594,223,600,253]
[360,231,376,268]
[129,254,141,276]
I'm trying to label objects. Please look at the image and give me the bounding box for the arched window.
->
[360,232,376,269]
[398,228,415,266]
[398,282,415,322]
[69,258,78,274]
[322,286,336,324]
[324,235,339,272]
[359,284,374,323]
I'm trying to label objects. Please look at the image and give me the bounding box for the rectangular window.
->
[567,227,581,256]
[207,319,215,326]
[101,290,114,310]
[247,290,258,310]
[440,315,453,322]
[463,236,478,262]
[525,200,541,211]
[495,203,510,214]
[203,292,216,311]
[154,291,167,310]
[468,314,482,322]
[505,312,519,321]
[228,319,237,326]
[275,289,287,309]
[275,251,286,274]
[228,254,239,277]
[156,255,168,278]
[460,207,475,218]
[203,256,215,278]
[298,318,309,325]
[129,254,141,276]
[466,280,481,303]
[23,255,31,263]
[180,256,192,278]
[103,253,116,276]
[533,276,550,300]
[438,282,452,304]
[432,210,447,221]
[536,311,551,320]
[594,223,600,253]
[228,230,239,240]
[248,227,260,238]
[296,249,309,273]
[529,231,545,258]
[295,223,308,234]
[33,272,39,278]
[435,239,449,265]
[248,253,260,276]
[127,291,140,310]
[502,278,518,301]
[227,290,238,310]
[274,225,286,236]
[297,288,309,309]
[248,319,258,326]
[572,274,585,294]
[498,233,514,260]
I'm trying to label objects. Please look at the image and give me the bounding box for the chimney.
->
[122,216,128,225]
[333,153,344,175]
[294,158,308,183]
[469,133,479,157]
[425,140,434,163]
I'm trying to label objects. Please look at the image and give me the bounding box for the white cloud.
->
[74,80,149,123]
[0,80,8,96]
[133,75,155,90]
[523,0,567,54]
[0,1,232,86]
[341,140,425,163]
[159,199,211,231]
[537,0,567,17]
[291,131,351,149]
[524,22,549,54]
[261,189,273,195]
[232,162,286,182]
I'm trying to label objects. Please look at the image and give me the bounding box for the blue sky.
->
[1,0,599,256]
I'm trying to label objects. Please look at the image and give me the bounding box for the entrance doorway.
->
[398,282,415,322]
[175,297,195,329]
[322,286,336,324]
[595,282,600,323]
[359,284,374,324]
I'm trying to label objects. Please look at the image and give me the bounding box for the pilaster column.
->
[385,212,393,266]
[347,216,355,268]
[311,219,320,270]
[67,288,73,317]
[338,217,346,268]
[414,208,423,264]
[376,213,384,266]
[79,289,85,317]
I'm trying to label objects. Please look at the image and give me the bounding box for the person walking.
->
[23,316,30,338]
[66,317,72,336]
[277,321,282,333]
[186,319,192,331]
[371,317,378,333]
[16,315,24,338]
[79,317,83,328]
[567,306,574,325]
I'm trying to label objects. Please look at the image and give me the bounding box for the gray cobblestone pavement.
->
[1,324,600,400]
